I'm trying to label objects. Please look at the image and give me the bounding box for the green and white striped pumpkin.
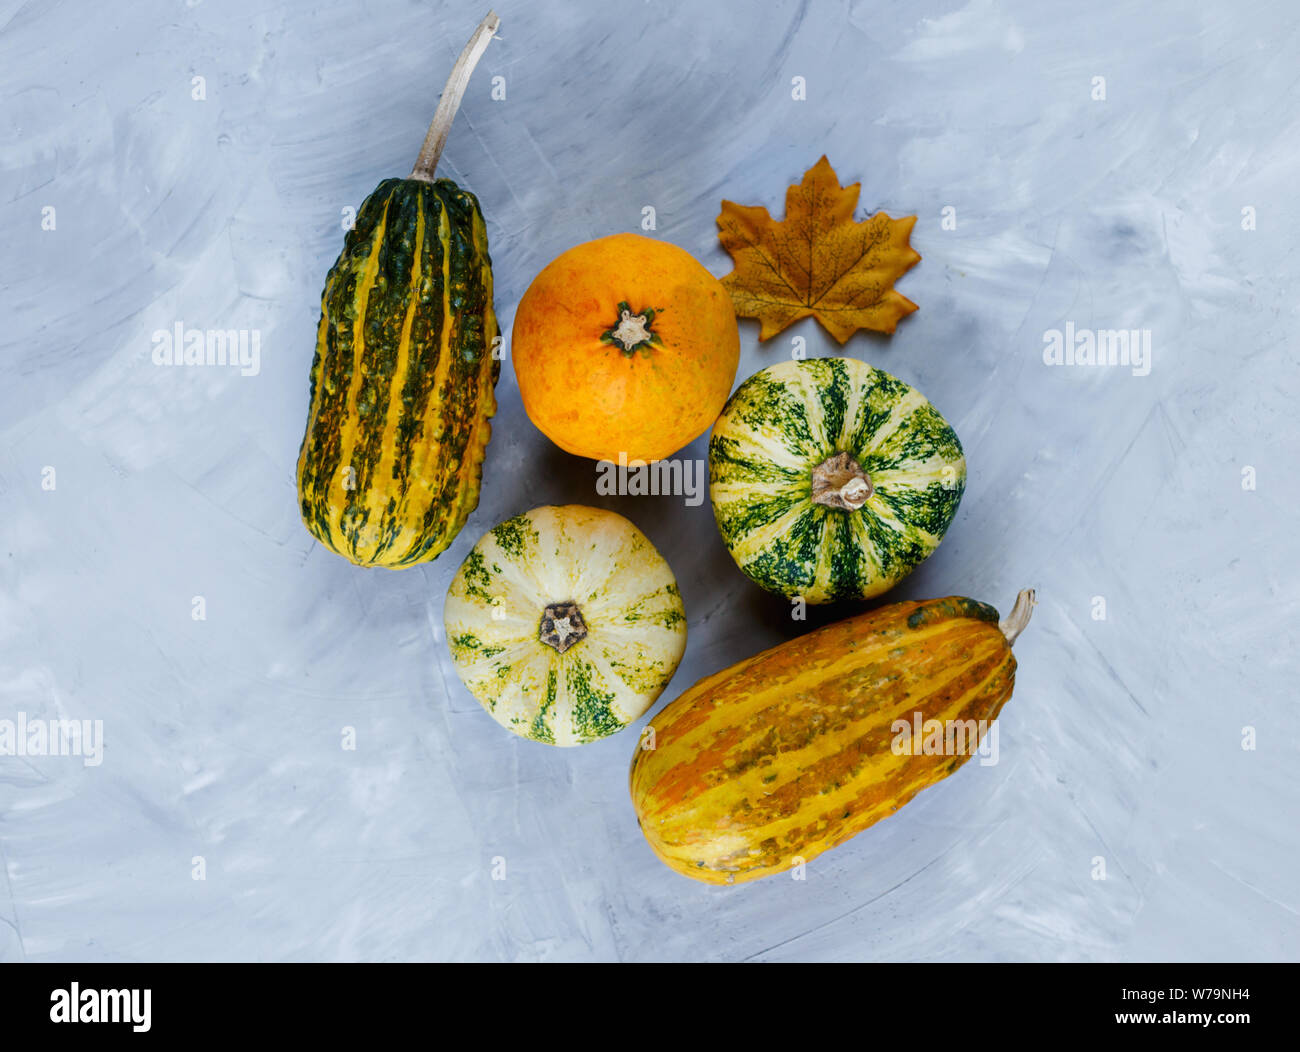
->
[443,505,687,746]
[709,357,965,603]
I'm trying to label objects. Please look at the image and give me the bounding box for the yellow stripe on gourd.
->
[393,198,454,562]
[858,387,928,456]
[647,619,995,759]
[333,199,391,558]
[714,491,813,565]
[808,511,852,598]
[831,364,871,450]
[644,616,998,790]
[789,361,831,458]
[869,455,963,491]
[365,194,426,561]
[446,206,498,530]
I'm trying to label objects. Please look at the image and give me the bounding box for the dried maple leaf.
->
[717,156,921,343]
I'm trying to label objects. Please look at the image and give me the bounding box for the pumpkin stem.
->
[999,589,1037,645]
[600,301,663,356]
[539,601,588,654]
[410,10,500,183]
[811,452,873,511]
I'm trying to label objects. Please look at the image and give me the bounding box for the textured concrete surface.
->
[3,0,1298,961]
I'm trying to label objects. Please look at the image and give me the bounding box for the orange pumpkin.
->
[511,233,740,463]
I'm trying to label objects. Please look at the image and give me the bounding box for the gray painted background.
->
[3,0,1298,962]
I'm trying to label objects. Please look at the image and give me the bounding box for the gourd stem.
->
[999,589,1037,645]
[409,10,500,183]
[811,452,873,511]
[540,601,587,655]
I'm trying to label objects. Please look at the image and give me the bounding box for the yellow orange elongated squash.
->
[629,590,1036,885]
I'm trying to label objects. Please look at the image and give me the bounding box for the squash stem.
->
[999,589,1037,645]
[811,452,873,511]
[540,601,587,654]
[410,10,500,183]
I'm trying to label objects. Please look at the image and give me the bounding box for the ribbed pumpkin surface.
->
[511,233,740,463]
[297,177,499,568]
[629,595,1021,884]
[445,506,687,746]
[709,358,965,602]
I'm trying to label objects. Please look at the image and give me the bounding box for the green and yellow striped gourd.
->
[296,13,501,568]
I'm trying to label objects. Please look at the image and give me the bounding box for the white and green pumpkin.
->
[709,357,965,603]
[443,505,687,746]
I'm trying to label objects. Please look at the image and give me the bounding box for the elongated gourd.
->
[629,590,1036,884]
[297,12,501,568]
